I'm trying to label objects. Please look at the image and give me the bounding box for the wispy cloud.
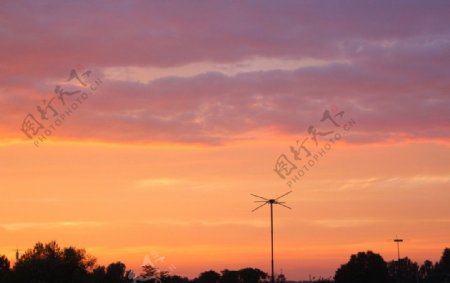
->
[0,221,106,231]
[134,178,212,192]
[336,175,450,191]
[103,57,349,83]
[141,218,268,228]
[310,218,385,228]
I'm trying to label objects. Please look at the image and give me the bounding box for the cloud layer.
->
[1,0,449,145]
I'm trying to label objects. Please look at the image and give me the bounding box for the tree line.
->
[0,241,449,283]
[334,249,450,283]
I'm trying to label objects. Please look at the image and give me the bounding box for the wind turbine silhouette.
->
[251,191,292,283]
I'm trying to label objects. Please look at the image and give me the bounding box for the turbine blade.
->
[275,190,292,200]
[252,202,268,212]
[276,203,292,210]
[254,200,267,203]
[251,194,269,201]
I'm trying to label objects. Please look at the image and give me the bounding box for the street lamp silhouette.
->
[251,191,292,283]
[394,236,403,261]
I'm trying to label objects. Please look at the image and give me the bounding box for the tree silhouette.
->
[140,264,159,280]
[0,255,10,283]
[221,269,240,283]
[105,262,129,283]
[419,260,434,282]
[162,275,190,283]
[13,241,96,283]
[435,248,450,283]
[275,273,286,283]
[387,257,419,283]
[334,251,389,283]
[238,268,268,283]
[5,241,450,283]
[136,264,170,282]
[194,268,267,283]
[89,266,107,283]
[193,270,221,283]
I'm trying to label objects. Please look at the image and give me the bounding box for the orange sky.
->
[1,138,449,279]
[1,1,450,280]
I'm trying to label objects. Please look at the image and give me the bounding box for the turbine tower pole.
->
[270,201,274,283]
[251,191,292,283]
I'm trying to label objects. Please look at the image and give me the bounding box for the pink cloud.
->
[0,0,448,145]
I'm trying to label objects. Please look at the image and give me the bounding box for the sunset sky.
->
[1,1,449,280]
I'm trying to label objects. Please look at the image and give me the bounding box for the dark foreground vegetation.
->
[0,242,449,283]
